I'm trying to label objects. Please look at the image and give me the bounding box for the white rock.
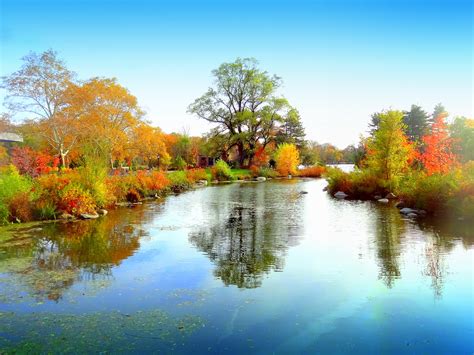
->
[81,213,99,219]
[378,198,389,203]
[400,208,416,215]
[334,191,348,199]
[256,176,266,182]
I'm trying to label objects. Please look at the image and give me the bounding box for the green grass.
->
[204,168,251,181]
[230,169,251,179]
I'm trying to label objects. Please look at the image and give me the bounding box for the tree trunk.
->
[60,152,66,168]
[237,143,245,167]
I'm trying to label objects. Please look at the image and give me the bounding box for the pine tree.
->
[403,105,429,143]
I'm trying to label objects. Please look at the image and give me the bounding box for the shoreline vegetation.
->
[1,51,473,225]
[0,163,326,225]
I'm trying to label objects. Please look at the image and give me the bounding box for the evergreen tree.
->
[403,104,429,143]
[275,108,306,149]
[429,103,447,126]
[368,111,383,133]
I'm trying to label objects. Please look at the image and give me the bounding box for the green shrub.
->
[77,163,110,208]
[257,167,278,178]
[0,165,34,224]
[210,160,233,181]
[398,171,458,214]
[34,200,57,220]
[168,171,192,192]
[174,156,187,170]
[326,167,386,199]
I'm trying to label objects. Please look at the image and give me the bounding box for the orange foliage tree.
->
[129,124,171,168]
[419,116,458,174]
[65,78,143,167]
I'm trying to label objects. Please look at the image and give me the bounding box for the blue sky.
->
[1,0,472,147]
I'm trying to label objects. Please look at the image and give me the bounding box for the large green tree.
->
[188,58,302,166]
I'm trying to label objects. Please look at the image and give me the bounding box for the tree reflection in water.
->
[0,206,152,302]
[189,182,303,288]
[372,206,474,298]
[372,206,406,288]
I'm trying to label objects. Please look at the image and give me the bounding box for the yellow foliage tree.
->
[275,143,300,176]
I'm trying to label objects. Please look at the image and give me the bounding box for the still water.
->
[0,178,473,353]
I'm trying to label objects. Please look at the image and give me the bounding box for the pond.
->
[0,179,473,353]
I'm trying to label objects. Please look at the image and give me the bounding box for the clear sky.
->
[1,0,472,148]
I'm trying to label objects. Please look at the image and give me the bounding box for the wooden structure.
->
[198,156,215,168]
[0,132,23,143]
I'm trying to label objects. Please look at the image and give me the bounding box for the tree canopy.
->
[188,58,304,167]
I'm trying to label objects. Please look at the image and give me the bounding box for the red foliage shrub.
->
[148,171,170,191]
[298,166,326,178]
[11,147,57,177]
[58,185,96,216]
[8,192,33,222]
[253,146,270,167]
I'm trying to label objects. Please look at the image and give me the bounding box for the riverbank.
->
[325,163,474,220]
[0,164,327,225]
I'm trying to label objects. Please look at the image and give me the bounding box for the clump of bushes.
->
[168,171,192,192]
[185,168,208,183]
[298,165,326,178]
[398,164,473,219]
[326,167,387,199]
[250,165,277,178]
[0,165,34,224]
[211,160,233,181]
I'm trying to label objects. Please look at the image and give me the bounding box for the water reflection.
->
[371,205,473,298]
[0,206,152,302]
[372,207,406,288]
[189,182,303,288]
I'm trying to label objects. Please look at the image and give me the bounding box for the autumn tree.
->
[66,78,143,167]
[129,124,170,168]
[365,110,415,189]
[188,58,302,166]
[274,143,300,176]
[419,116,458,174]
[1,50,77,167]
